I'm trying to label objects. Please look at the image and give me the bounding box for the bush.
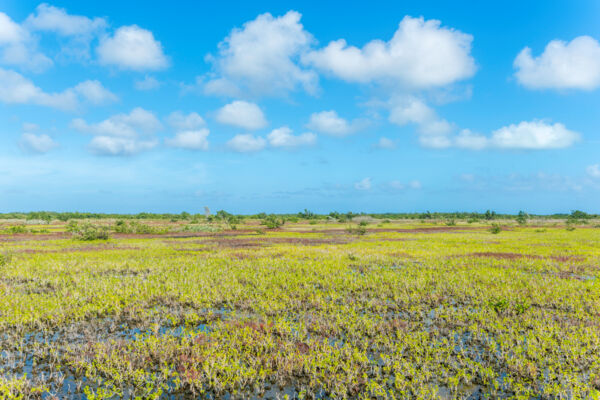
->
[181,224,221,233]
[489,223,502,234]
[5,225,27,234]
[66,220,80,233]
[445,218,456,226]
[516,211,528,226]
[261,215,284,229]
[0,253,11,267]
[346,224,367,236]
[72,223,110,240]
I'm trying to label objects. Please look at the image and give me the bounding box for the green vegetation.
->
[0,214,599,398]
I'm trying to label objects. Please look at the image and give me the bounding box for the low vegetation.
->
[0,212,598,398]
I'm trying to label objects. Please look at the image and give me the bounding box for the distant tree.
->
[298,209,316,219]
[516,211,528,226]
[484,210,496,220]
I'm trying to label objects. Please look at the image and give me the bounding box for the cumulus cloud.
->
[306,110,363,137]
[587,164,600,179]
[0,67,77,109]
[73,80,118,104]
[167,111,205,130]
[19,132,58,154]
[88,136,157,156]
[453,129,488,150]
[389,96,452,134]
[216,100,267,130]
[305,16,475,89]
[0,12,26,44]
[135,75,161,90]
[0,12,52,72]
[71,107,161,155]
[203,10,317,97]
[267,126,316,149]
[452,121,580,150]
[166,129,210,151]
[488,121,579,149]
[354,177,372,190]
[25,3,106,37]
[514,36,600,90]
[72,107,161,137]
[387,96,453,146]
[0,68,116,110]
[97,25,168,71]
[226,134,266,153]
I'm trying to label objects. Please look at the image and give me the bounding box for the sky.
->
[1,0,600,214]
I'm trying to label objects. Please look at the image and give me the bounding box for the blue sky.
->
[1,1,600,214]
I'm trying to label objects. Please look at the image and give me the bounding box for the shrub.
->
[489,223,502,234]
[113,220,129,233]
[0,253,11,267]
[181,224,221,233]
[5,225,27,234]
[65,220,80,233]
[72,223,110,240]
[516,211,528,226]
[261,215,284,229]
[346,224,367,236]
[445,218,456,226]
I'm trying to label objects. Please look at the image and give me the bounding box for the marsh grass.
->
[0,218,599,398]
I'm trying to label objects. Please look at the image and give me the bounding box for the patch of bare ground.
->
[12,245,141,254]
[0,232,69,242]
[466,252,584,262]
[205,236,353,248]
[311,226,489,235]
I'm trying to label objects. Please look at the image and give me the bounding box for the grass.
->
[0,218,599,399]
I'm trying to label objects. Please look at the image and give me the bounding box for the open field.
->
[1,216,600,399]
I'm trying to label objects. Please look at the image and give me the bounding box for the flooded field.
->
[1,217,599,399]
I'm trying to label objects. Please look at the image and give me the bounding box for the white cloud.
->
[166,129,209,150]
[387,96,453,147]
[226,134,266,153]
[0,68,116,110]
[389,180,421,190]
[88,136,157,156]
[72,107,161,155]
[216,100,267,130]
[19,132,58,154]
[0,12,25,44]
[71,107,161,137]
[167,111,205,130]
[0,67,77,110]
[388,96,434,125]
[489,120,579,149]
[25,4,106,37]
[389,96,452,135]
[0,12,52,72]
[135,75,161,90]
[267,126,316,148]
[204,10,317,97]
[452,121,579,150]
[587,164,600,179]
[305,16,475,89]
[514,36,600,90]
[73,80,118,104]
[97,25,168,71]
[453,129,488,150]
[375,137,396,149]
[306,110,362,137]
[354,177,372,190]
